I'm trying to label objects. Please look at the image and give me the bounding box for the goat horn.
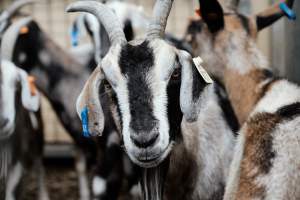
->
[66,1,126,45]
[147,0,174,39]
[0,0,35,22]
[256,0,295,31]
[1,17,32,61]
[225,0,240,11]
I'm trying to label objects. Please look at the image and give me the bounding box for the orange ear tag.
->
[195,8,201,17]
[20,26,29,35]
[27,76,37,96]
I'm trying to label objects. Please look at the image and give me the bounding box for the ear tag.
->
[279,2,296,20]
[20,26,29,35]
[71,26,79,47]
[27,76,37,96]
[193,57,213,84]
[195,8,201,17]
[81,107,91,138]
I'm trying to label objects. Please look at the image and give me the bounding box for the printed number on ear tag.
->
[81,107,91,138]
[193,57,213,84]
[279,2,296,20]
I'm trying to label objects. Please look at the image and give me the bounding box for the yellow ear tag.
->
[193,57,213,84]
[20,26,29,35]
[27,76,37,96]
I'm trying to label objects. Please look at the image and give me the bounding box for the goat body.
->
[186,0,300,199]
[160,83,236,200]
[0,60,48,200]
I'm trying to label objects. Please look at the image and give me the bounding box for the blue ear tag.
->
[279,2,296,20]
[81,107,91,138]
[71,25,79,47]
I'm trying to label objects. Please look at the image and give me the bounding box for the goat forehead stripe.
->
[118,41,157,132]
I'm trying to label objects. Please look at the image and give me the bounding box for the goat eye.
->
[171,68,180,79]
[104,83,111,91]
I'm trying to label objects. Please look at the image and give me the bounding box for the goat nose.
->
[131,132,159,148]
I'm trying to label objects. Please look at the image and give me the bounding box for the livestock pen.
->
[0,0,299,200]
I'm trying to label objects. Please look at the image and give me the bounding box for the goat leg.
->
[5,162,23,200]
[75,149,90,200]
[34,159,49,200]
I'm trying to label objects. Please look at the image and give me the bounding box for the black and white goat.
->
[186,0,300,199]
[68,0,239,199]
[0,2,48,199]
[0,59,47,200]
[1,16,96,200]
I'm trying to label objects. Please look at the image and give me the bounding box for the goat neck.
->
[189,0,295,124]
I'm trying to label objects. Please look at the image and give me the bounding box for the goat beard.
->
[140,157,170,200]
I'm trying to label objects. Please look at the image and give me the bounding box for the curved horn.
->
[66,1,126,45]
[147,0,174,39]
[1,17,32,61]
[84,13,102,63]
[225,0,240,11]
[0,0,35,21]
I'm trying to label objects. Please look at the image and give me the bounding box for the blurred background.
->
[1,0,297,147]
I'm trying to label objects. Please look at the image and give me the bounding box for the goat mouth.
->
[129,141,174,168]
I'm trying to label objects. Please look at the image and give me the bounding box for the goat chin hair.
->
[140,158,170,200]
[0,138,13,180]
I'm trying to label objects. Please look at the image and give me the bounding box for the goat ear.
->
[255,0,295,31]
[198,0,224,33]
[17,69,40,112]
[76,66,105,137]
[178,51,211,122]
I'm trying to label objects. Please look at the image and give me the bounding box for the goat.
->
[187,0,300,199]
[0,1,49,200]
[0,59,46,200]
[1,15,137,200]
[68,0,239,199]
[70,3,191,198]
[1,16,96,200]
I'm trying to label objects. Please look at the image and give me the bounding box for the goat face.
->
[106,39,180,167]
[78,38,184,168]
[70,0,209,168]
[0,61,39,139]
[185,0,294,80]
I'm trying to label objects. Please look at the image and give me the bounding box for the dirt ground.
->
[22,160,79,200]
[20,159,138,200]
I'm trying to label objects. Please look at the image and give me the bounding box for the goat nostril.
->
[131,133,159,148]
[94,122,99,126]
